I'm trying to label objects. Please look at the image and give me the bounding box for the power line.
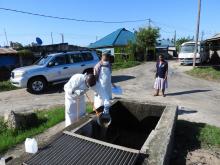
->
[0,7,149,24]
[152,20,194,33]
[150,22,174,34]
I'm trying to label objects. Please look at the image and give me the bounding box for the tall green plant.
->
[129,27,160,61]
[136,27,160,53]
[18,49,33,57]
[127,41,136,61]
[176,37,193,52]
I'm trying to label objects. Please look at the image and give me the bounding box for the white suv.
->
[10,51,99,93]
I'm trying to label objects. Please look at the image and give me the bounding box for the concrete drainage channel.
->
[23,99,177,165]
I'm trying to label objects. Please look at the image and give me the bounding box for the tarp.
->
[89,28,135,49]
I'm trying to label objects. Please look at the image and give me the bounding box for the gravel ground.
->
[1,60,220,127]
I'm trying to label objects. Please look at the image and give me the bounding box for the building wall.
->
[0,55,34,81]
[0,55,19,68]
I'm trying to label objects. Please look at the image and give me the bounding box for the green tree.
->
[18,49,34,66]
[135,27,160,61]
[18,49,33,57]
[115,27,160,62]
[127,41,136,61]
[176,37,193,52]
[10,41,23,50]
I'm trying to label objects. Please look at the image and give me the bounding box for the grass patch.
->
[0,105,92,153]
[112,61,141,71]
[175,120,220,148]
[199,124,220,147]
[0,80,19,92]
[86,103,93,113]
[171,120,220,165]
[171,120,220,164]
[186,66,220,82]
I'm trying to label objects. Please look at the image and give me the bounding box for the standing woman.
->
[93,50,113,114]
[154,55,168,97]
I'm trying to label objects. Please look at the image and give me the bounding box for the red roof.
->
[0,48,17,55]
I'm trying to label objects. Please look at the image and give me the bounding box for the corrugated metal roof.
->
[206,33,220,41]
[89,28,135,49]
[0,48,17,55]
[24,132,139,165]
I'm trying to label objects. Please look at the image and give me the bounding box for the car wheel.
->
[28,77,47,94]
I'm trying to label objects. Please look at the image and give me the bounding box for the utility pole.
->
[51,32,54,44]
[174,30,176,45]
[4,28,9,47]
[193,0,201,68]
[201,31,204,41]
[60,33,64,43]
[148,18,151,28]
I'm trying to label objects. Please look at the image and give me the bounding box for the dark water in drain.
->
[75,116,160,150]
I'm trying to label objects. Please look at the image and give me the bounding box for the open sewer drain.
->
[74,116,160,150]
[74,101,161,150]
[23,100,173,165]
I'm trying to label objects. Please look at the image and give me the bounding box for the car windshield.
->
[180,44,197,53]
[35,56,52,65]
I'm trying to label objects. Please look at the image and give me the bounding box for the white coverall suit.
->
[94,61,112,113]
[64,74,89,127]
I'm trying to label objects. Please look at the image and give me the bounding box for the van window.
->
[82,52,93,61]
[69,53,84,63]
[180,44,196,53]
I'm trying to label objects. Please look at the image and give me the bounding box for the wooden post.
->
[76,98,79,121]
[19,55,23,67]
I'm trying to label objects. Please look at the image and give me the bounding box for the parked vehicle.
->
[10,51,100,93]
[178,41,209,65]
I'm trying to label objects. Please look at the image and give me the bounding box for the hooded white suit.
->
[64,74,89,127]
[94,61,112,112]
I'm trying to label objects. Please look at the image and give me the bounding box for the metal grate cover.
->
[24,132,139,165]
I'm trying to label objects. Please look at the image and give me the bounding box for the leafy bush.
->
[18,49,34,57]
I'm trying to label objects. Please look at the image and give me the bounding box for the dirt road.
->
[1,61,220,127]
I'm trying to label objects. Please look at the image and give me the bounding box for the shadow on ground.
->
[178,109,198,115]
[28,75,136,95]
[44,84,64,94]
[166,89,211,96]
[112,75,136,83]
[178,106,198,115]
[170,120,206,165]
[27,83,65,95]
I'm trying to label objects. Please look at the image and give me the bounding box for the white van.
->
[178,41,209,65]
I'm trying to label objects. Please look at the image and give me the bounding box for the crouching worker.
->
[64,74,96,127]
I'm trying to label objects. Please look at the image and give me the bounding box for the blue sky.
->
[0,0,219,46]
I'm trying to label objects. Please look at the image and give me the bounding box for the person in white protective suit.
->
[64,74,96,127]
[93,50,115,118]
